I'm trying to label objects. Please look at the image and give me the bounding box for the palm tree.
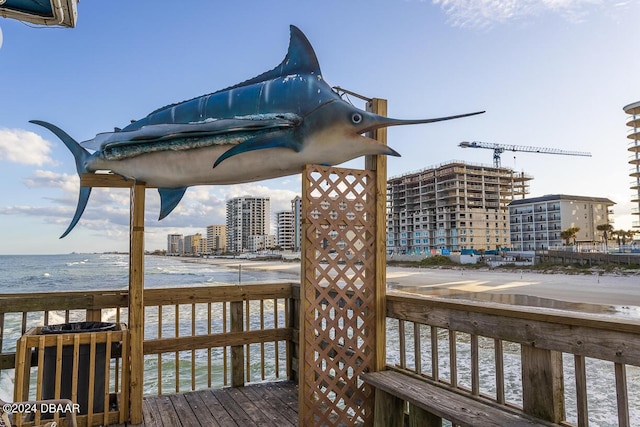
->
[560,227,580,246]
[596,223,614,250]
[612,229,626,246]
[620,230,636,246]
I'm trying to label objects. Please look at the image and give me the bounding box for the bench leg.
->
[373,388,404,427]
[409,403,442,427]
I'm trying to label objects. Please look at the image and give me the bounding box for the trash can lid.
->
[41,321,116,334]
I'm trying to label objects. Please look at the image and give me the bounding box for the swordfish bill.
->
[31,25,484,238]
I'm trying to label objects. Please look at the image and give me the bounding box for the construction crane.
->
[459,141,592,168]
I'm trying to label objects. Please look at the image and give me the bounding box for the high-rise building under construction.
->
[387,161,532,254]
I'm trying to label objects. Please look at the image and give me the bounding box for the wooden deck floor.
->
[111,381,298,427]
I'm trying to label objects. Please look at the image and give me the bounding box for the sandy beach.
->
[180,257,640,313]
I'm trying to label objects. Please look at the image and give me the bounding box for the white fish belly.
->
[96,145,306,188]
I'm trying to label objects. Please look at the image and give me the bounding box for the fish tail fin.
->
[30,120,93,238]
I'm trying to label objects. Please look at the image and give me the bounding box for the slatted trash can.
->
[40,322,116,415]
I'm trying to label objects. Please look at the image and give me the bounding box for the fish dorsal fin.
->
[223,25,321,91]
[144,26,320,118]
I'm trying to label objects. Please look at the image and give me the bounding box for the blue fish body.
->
[31,25,483,237]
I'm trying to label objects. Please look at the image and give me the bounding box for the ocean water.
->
[0,254,295,403]
[1,254,638,425]
[0,253,294,294]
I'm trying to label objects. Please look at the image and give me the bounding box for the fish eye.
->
[351,113,362,124]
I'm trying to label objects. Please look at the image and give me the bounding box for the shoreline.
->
[175,255,640,277]
[175,256,640,309]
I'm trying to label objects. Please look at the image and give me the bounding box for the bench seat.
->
[362,370,559,427]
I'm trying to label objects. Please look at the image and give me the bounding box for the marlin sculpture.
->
[32,25,483,238]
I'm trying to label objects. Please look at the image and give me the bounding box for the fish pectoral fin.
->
[158,187,188,220]
[213,131,300,168]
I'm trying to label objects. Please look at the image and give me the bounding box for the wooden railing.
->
[141,282,298,392]
[386,290,640,426]
[0,283,300,402]
[4,284,640,426]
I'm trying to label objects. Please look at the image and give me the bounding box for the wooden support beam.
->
[373,388,404,427]
[230,301,245,387]
[128,181,145,425]
[521,345,564,423]
[615,363,630,427]
[409,403,442,427]
[365,98,388,372]
[80,173,149,188]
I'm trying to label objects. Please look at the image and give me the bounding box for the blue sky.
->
[1,0,638,254]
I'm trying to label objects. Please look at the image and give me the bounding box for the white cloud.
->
[216,183,298,213]
[3,167,302,245]
[431,0,620,28]
[0,128,56,166]
[24,170,78,194]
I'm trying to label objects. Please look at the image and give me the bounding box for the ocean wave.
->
[66,259,89,266]
[0,369,14,402]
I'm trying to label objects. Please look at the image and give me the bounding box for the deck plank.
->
[168,393,201,427]
[239,384,297,426]
[141,398,163,427]
[183,391,222,427]
[196,389,236,427]
[153,394,182,427]
[268,381,298,412]
[210,388,258,426]
[108,381,298,427]
[224,387,274,425]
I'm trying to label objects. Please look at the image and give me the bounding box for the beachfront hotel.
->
[206,224,227,254]
[226,196,271,253]
[509,194,615,250]
[276,210,296,250]
[184,233,205,255]
[386,161,532,254]
[624,101,640,231]
[275,196,303,251]
[292,196,302,251]
[167,234,183,255]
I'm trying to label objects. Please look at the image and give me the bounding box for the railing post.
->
[521,345,564,422]
[366,97,388,372]
[86,308,102,322]
[128,181,145,424]
[373,388,403,427]
[230,300,244,387]
[288,283,300,382]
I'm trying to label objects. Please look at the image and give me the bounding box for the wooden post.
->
[297,170,310,427]
[129,181,145,425]
[373,388,403,427]
[288,283,300,382]
[230,300,244,387]
[365,98,388,372]
[408,404,442,427]
[86,308,102,322]
[521,345,564,422]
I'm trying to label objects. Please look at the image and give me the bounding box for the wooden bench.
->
[362,370,559,427]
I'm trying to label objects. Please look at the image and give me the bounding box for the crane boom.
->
[459,141,592,167]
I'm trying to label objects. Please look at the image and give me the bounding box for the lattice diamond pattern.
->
[300,165,377,426]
